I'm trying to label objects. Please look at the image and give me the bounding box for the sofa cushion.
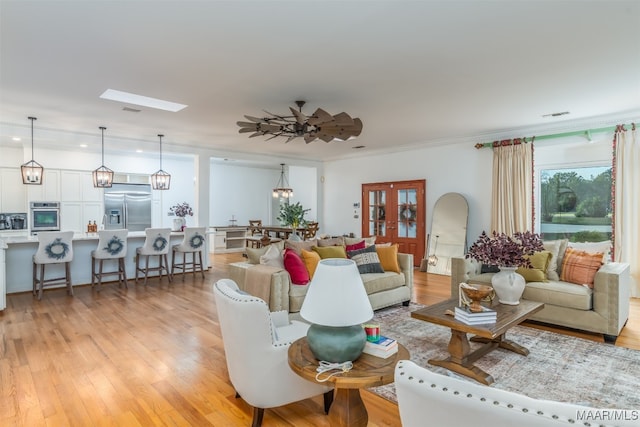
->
[560,248,603,288]
[516,250,552,282]
[344,236,377,246]
[260,244,284,268]
[246,246,268,264]
[361,271,406,294]
[300,249,321,278]
[376,244,401,273]
[568,240,611,263]
[347,244,385,274]
[312,245,348,259]
[345,240,366,252]
[523,280,592,310]
[284,239,317,256]
[283,248,310,285]
[542,240,562,280]
[317,236,345,247]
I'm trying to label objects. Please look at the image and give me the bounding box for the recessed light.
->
[79,144,88,148]
[136,149,143,153]
[12,137,21,142]
[100,89,187,112]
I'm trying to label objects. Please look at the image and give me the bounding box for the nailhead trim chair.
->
[171,227,206,280]
[91,229,128,290]
[135,228,172,285]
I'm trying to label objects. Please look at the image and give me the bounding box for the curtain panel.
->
[613,124,639,297]
[490,140,533,235]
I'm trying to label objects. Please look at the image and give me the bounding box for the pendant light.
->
[92,126,114,188]
[151,134,171,190]
[272,163,293,198]
[21,116,44,185]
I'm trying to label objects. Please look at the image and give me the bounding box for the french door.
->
[362,180,425,266]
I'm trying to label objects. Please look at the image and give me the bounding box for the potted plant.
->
[277,201,310,230]
[465,231,543,305]
[170,202,193,231]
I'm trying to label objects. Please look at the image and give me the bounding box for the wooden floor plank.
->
[0,251,638,426]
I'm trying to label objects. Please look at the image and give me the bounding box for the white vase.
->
[173,217,186,231]
[491,266,525,305]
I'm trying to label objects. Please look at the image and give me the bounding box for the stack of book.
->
[362,336,398,358]
[454,305,497,325]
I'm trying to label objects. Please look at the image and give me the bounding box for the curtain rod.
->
[474,123,635,149]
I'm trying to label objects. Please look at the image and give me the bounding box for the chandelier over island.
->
[21,116,44,185]
[92,126,114,188]
[151,134,171,190]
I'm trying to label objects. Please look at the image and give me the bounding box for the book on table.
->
[363,335,398,358]
[454,305,497,325]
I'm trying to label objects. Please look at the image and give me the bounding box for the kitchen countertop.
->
[0,230,191,246]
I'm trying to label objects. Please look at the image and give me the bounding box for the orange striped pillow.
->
[560,247,603,288]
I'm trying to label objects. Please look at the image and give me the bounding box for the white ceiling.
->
[1,0,639,163]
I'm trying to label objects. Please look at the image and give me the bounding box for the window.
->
[539,165,612,242]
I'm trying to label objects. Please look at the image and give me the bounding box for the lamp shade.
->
[300,258,373,327]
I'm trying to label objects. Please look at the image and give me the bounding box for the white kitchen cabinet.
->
[60,202,82,232]
[81,173,103,202]
[60,171,83,202]
[83,202,103,230]
[0,168,27,212]
[27,169,61,202]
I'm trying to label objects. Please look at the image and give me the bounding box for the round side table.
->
[288,337,409,427]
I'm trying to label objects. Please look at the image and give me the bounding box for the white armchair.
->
[395,360,637,427]
[213,279,333,426]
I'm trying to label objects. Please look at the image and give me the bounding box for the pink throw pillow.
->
[345,240,366,252]
[283,248,310,285]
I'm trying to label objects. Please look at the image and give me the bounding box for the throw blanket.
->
[245,264,283,305]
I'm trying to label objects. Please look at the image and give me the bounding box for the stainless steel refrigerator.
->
[104,183,152,231]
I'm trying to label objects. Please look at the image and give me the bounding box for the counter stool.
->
[171,227,206,280]
[32,231,74,300]
[91,229,128,290]
[135,228,172,285]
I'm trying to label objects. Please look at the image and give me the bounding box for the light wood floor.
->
[1,252,638,426]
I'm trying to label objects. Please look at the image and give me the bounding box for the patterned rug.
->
[368,303,640,409]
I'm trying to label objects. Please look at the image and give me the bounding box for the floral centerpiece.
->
[170,202,193,218]
[466,230,544,268]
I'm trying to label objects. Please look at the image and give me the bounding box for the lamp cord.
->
[315,360,353,382]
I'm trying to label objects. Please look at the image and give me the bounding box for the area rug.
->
[368,303,640,409]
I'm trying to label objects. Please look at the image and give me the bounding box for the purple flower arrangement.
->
[170,202,193,218]
[466,231,544,268]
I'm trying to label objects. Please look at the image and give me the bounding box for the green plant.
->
[277,202,310,228]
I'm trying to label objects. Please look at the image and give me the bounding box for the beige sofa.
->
[451,257,630,340]
[229,252,413,313]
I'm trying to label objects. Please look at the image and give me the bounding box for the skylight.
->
[100,89,187,112]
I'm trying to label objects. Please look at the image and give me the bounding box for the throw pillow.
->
[282,248,310,285]
[246,246,268,264]
[284,239,317,256]
[317,236,345,247]
[312,245,347,259]
[344,236,377,246]
[516,250,552,282]
[301,249,321,278]
[376,244,401,273]
[560,247,603,288]
[542,240,562,281]
[347,245,385,274]
[260,244,284,268]
[345,240,366,252]
[568,240,612,263]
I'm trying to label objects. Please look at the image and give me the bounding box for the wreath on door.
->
[399,203,417,224]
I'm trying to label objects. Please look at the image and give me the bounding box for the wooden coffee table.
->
[411,299,544,385]
[288,337,409,427]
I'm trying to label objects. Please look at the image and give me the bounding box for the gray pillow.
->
[347,244,385,274]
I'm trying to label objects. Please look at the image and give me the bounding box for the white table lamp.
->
[300,258,374,362]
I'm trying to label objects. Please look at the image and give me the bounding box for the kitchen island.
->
[0,230,210,310]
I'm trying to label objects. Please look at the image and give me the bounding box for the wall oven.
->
[30,202,61,233]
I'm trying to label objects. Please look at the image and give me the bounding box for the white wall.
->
[323,142,493,246]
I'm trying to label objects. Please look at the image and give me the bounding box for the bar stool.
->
[171,227,206,280]
[32,231,74,300]
[91,229,128,290]
[135,228,172,285]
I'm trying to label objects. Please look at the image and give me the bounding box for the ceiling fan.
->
[237,100,363,143]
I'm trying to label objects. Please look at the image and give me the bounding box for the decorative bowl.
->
[460,283,494,312]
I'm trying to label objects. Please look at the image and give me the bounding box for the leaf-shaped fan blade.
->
[304,133,318,144]
[307,108,335,126]
[265,132,283,141]
[249,131,264,138]
[289,107,307,125]
[317,133,335,143]
[351,118,363,136]
[263,110,295,122]
[258,123,282,133]
[244,115,266,123]
[237,121,260,128]
[238,127,257,134]
[333,112,354,126]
